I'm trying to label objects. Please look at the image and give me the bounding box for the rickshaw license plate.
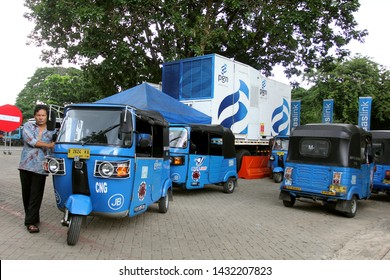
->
[68,148,90,159]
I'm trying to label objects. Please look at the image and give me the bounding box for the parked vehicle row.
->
[43,103,389,245]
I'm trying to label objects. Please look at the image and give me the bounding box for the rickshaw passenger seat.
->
[190,142,197,153]
[137,134,152,157]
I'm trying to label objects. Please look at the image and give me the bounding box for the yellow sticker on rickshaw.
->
[68,148,90,159]
[285,186,301,191]
[321,191,336,196]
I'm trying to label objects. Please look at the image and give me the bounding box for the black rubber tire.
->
[236,149,250,172]
[274,172,283,183]
[158,193,169,213]
[282,196,296,207]
[223,178,236,193]
[344,196,358,218]
[67,214,83,246]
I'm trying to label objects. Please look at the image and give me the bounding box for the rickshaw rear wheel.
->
[223,178,236,193]
[344,196,357,218]
[67,214,83,246]
[282,196,296,207]
[236,149,250,172]
[158,193,170,213]
[273,172,283,183]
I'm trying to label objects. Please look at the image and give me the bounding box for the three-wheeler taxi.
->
[45,103,173,245]
[169,124,238,193]
[371,130,390,196]
[279,123,375,217]
[269,135,289,183]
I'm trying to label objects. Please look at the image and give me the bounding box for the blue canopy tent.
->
[96,83,211,124]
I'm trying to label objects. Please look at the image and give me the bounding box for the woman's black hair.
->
[34,104,49,116]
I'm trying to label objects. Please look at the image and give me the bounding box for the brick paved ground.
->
[1,148,390,260]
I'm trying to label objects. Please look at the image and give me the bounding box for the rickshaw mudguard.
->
[162,179,173,201]
[279,190,295,201]
[223,171,238,182]
[65,194,93,215]
[273,167,284,173]
[335,199,353,212]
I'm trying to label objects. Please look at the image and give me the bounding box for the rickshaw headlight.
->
[49,160,60,173]
[269,155,275,161]
[170,156,185,166]
[94,160,130,179]
[99,162,115,177]
[46,158,65,175]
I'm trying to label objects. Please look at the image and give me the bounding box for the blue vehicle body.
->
[269,135,289,183]
[169,124,238,193]
[279,123,375,218]
[45,103,172,245]
[371,130,390,195]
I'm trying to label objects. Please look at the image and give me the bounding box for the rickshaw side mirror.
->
[52,132,58,142]
[120,110,132,133]
[47,110,57,131]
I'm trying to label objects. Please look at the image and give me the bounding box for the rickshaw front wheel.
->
[67,214,83,246]
[344,196,358,218]
[223,178,236,193]
[274,172,283,183]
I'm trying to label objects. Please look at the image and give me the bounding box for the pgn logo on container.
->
[218,63,229,83]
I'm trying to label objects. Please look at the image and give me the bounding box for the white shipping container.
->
[162,54,291,146]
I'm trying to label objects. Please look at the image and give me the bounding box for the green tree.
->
[291,87,322,124]
[15,67,103,121]
[294,56,390,129]
[24,0,366,96]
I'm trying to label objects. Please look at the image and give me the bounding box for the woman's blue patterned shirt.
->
[18,121,56,175]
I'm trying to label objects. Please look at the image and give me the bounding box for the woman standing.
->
[18,105,56,233]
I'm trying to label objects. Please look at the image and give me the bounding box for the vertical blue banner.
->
[322,99,334,123]
[290,100,301,130]
[358,96,372,131]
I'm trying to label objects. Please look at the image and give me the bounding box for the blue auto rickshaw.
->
[269,135,289,183]
[371,130,390,196]
[279,123,375,217]
[45,103,173,245]
[169,124,238,193]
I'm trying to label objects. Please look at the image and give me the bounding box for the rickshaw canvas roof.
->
[64,103,169,127]
[291,123,370,139]
[370,130,390,139]
[185,124,236,158]
[95,83,211,124]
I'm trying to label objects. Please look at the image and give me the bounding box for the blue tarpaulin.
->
[96,83,211,124]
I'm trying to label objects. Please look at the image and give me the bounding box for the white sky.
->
[0,0,389,106]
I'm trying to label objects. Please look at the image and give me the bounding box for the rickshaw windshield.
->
[287,137,355,167]
[169,127,188,148]
[57,108,130,146]
[273,137,289,150]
